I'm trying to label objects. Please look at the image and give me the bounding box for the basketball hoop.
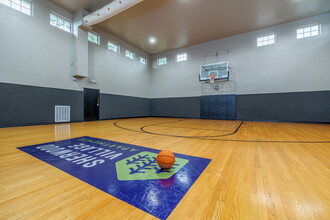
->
[208,74,216,84]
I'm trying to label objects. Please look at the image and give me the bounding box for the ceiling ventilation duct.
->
[83,0,144,26]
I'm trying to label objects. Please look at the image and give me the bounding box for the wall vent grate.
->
[55,106,70,122]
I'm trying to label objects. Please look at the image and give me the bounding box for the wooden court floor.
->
[1,117,329,219]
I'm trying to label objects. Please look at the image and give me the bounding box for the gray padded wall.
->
[100,94,150,119]
[1,82,328,127]
[201,95,236,120]
[151,97,201,118]
[236,91,330,123]
[0,83,152,127]
[0,83,83,127]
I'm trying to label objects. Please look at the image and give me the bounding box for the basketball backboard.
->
[200,61,229,81]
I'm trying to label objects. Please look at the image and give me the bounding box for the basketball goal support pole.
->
[202,50,233,57]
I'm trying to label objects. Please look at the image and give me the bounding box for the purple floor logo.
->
[18,136,211,220]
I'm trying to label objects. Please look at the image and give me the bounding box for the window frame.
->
[88,31,100,45]
[176,52,188,62]
[0,0,33,16]
[50,12,72,34]
[125,49,135,60]
[296,23,321,40]
[108,41,120,53]
[257,33,276,47]
[140,56,147,65]
[157,57,167,66]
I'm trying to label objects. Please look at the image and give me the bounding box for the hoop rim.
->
[208,74,216,80]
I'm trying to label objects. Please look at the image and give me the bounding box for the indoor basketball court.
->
[0,0,329,219]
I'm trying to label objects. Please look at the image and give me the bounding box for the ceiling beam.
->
[83,0,144,26]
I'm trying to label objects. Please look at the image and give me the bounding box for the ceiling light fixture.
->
[149,37,156,44]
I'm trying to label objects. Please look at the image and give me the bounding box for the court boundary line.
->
[113,119,330,143]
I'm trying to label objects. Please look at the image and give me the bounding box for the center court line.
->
[145,124,235,132]
[140,121,244,138]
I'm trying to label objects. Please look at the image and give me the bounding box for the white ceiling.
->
[49,0,330,54]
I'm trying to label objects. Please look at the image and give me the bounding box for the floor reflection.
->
[54,124,71,140]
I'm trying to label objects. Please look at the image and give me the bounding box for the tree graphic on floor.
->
[116,151,189,180]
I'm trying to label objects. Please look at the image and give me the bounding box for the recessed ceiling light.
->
[149,37,156,44]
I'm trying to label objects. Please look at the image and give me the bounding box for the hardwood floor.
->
[1,117,329,219]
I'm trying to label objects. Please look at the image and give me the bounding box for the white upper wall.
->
[150,13,330,98]
[0,1,329,99]
[0,0,150,98]
[86,27,150,97]
[0,0,76,90]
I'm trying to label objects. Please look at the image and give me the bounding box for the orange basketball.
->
[157,150,175,169]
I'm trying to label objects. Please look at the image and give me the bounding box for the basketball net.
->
[208,74,216,84]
